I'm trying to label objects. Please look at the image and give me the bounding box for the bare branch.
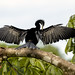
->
[0,47,75,75]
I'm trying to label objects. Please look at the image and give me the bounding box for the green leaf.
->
[2,72,4,75]
[67,22,74,28]
[0,67,2,75]
[32,69,40,75]
[53,67,63,75]
[11,68,17,75]
[35,60,45,71]
[65,38,73,54]
[25,68,33,75]
[24,58,30,68]
[3,62,7,73]
[46,65,63,75]
[68,38,72,47]
[71,44,75,54]
[46,66,52,75]
[8,57,18,66]
[71,54,75,63]
[18,57,27,68]
[30,58,36,66]
[7,70,11,75]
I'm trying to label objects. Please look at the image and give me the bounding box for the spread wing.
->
[38,24,75,44]
[0,25,27,44]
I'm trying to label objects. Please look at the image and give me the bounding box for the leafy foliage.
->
[65,14,75,63]
[0,43,63,75]
[0,57,63,75]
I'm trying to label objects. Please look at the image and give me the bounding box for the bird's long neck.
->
[36,24,40,30]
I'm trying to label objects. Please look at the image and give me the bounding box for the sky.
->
[0,0,75,60]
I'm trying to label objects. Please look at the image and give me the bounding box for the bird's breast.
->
[25,29,39,45]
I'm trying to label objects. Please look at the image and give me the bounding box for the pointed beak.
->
[42,25,43,30]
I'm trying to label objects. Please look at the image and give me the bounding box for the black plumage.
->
[0,20,75,49]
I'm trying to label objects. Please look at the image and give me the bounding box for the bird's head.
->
[35,19,45,30]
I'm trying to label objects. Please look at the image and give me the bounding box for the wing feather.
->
[39,24,75,44]
[0,25,27,44]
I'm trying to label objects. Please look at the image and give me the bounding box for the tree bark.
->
[0,47,75,75]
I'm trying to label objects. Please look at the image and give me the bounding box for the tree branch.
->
[0,47,75,75]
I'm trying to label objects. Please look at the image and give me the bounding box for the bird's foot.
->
[15,42,39,50]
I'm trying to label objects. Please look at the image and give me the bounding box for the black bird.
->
[0,19,75,49]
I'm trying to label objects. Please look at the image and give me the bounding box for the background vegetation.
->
[65,14,75,63]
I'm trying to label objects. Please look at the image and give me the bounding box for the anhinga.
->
[0,19,75,49]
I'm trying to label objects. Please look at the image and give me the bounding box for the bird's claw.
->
[15,42,39,50]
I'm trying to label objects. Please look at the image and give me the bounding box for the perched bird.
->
[0,19,75,49]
